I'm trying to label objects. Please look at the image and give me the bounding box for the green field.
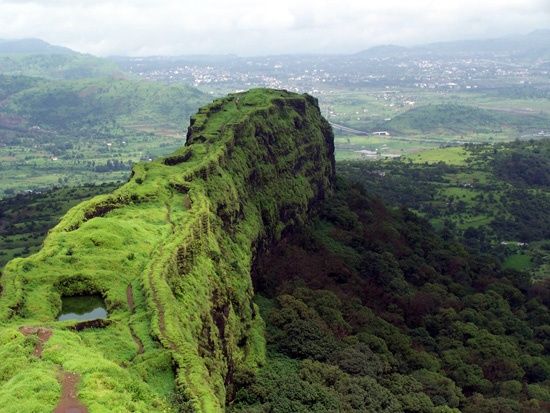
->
[405,147,469,165]
[503,254,533,271]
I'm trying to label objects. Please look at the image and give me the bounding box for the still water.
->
[58,295,108,321]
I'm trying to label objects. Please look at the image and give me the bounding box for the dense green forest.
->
[338,140,550,279]
[230,179,550,412]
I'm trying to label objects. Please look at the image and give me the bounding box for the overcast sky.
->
[0,0,549,56]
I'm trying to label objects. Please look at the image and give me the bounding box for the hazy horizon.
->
[0,0,549,57]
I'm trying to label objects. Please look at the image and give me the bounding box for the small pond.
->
[58,295,108,322]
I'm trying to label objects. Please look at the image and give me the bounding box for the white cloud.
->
[0,0,548,55]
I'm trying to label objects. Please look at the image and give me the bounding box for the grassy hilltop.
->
[0,89,335,412]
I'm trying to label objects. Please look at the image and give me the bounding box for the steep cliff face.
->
[0,89,335,412]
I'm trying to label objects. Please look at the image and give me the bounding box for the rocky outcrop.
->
[0,89,335,412]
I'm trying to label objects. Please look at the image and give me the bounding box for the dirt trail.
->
[19,326,52,357]
[53,372,88,413]
[126,284,135,313]
[130,325,145,355]
[20,327,88,412]
[127,284,144,355]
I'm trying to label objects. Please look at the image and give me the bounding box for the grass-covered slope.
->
[0,88,335,412]
[0,183,120,267]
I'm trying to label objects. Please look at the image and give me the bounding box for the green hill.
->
[0,75,210,197]
[383,104,550,135]
[0,53,121,80]
[0,38,74,55]
[0,39,120,80]
[2,77,208,132]
[0,89,335,412]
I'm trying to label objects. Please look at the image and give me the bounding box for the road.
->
[329,122,370,135]
[330,122,476,145]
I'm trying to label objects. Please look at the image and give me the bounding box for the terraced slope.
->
[0,89,335,412]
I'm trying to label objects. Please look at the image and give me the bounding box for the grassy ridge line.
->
[0,88,335,412]
[141,90,332,410]
[1,91,258,410]
[143,196,217,411]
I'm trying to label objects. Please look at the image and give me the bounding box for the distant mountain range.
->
[356,30,550,60]
[4,30,550,61]
[1,30,549,82]
[0,38,74,55]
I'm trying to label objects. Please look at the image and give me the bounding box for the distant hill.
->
[354,45,409,58]
[382,104,550,134]
[0,39,121,79]
[421,30,550,60]
[0,75,210,198]
[0,75,209,132]
[0,38,73,55]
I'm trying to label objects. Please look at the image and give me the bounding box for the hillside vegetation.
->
[0,39,120,80]
[0,75,209,197]
[338,140,550,279]
[0,183,119,267]
[1,76,207,132]
[0,89,335,412]
[382,104,550,135]
[230,179,550,413]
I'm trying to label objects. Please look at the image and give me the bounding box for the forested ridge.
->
[230,179,550,413]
